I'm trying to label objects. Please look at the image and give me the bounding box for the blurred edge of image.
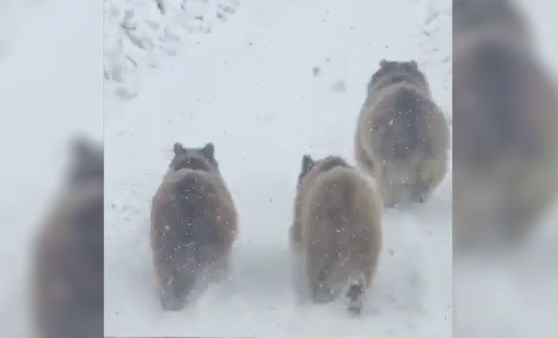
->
[0,1,103,338]
[453,0,558,337]
[1,0,558,338]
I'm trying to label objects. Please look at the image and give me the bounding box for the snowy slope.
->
[104,0,452,337]
[105,0,242,99]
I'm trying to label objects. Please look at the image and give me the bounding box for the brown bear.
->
[33,137,103,338]
[453,25,558,250]
[290,155,382,314]
[150,142,237,311]
[355,60,450,207]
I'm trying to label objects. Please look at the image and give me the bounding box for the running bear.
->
[290,155,382,313]
[355,60,450,207]
[151,142,237,311]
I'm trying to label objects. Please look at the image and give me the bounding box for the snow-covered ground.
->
[105,0,242,99]
[104,0,452,337]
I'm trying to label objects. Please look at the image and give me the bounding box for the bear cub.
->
[355,60,450,207]
[291,155,382,313]
[151,142,237,311]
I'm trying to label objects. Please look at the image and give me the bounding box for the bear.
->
[453,24,558,250]
[150,142,238,311]
[33,137,104,338]
[290,155,382,314]
[355,60,450,207]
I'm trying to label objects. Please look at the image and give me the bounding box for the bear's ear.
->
[200,142,215,159]
[173,142,184,155]
[298,154,315,186]
[380,59,388,68]
[409,60,418,71]
[301,154,314,173]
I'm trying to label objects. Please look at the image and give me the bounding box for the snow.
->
[105,0,242,99]
[104,0,452,337]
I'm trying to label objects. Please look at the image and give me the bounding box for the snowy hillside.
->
[105,0,242,99]
[104,0,452,337]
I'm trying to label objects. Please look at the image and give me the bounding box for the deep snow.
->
[104,0,452,337]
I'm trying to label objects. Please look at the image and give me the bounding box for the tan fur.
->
[291,155,382,313]
[151,142,237,310]
[453,30,558,250]
[355,60,450,207]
